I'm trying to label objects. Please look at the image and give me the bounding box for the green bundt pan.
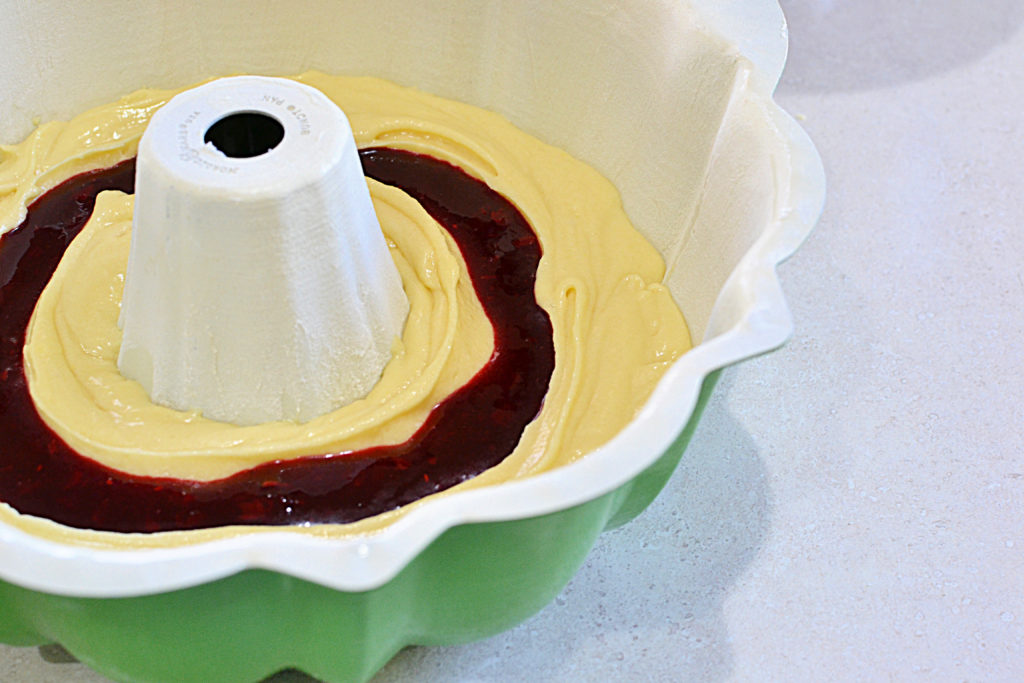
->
[0,1,824,680]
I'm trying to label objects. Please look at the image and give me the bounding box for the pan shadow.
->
[777,0,1024,94]
[375,368,771,682]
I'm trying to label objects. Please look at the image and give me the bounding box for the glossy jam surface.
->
[0,150,554,533]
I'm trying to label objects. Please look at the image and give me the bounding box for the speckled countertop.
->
[3,0,1023,680]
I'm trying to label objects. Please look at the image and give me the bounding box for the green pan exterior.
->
[0,372,719,683]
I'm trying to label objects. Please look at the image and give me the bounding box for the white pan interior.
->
[0,0,825,596]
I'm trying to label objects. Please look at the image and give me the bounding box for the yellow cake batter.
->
[0,72,690,547]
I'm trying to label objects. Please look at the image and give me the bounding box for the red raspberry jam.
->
[0,149,554,532]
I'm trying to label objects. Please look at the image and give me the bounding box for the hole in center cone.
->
[204,112,285,158]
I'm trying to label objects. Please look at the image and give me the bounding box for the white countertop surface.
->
[3,0,1023,680]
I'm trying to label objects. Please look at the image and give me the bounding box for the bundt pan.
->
[0,0,824,681]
